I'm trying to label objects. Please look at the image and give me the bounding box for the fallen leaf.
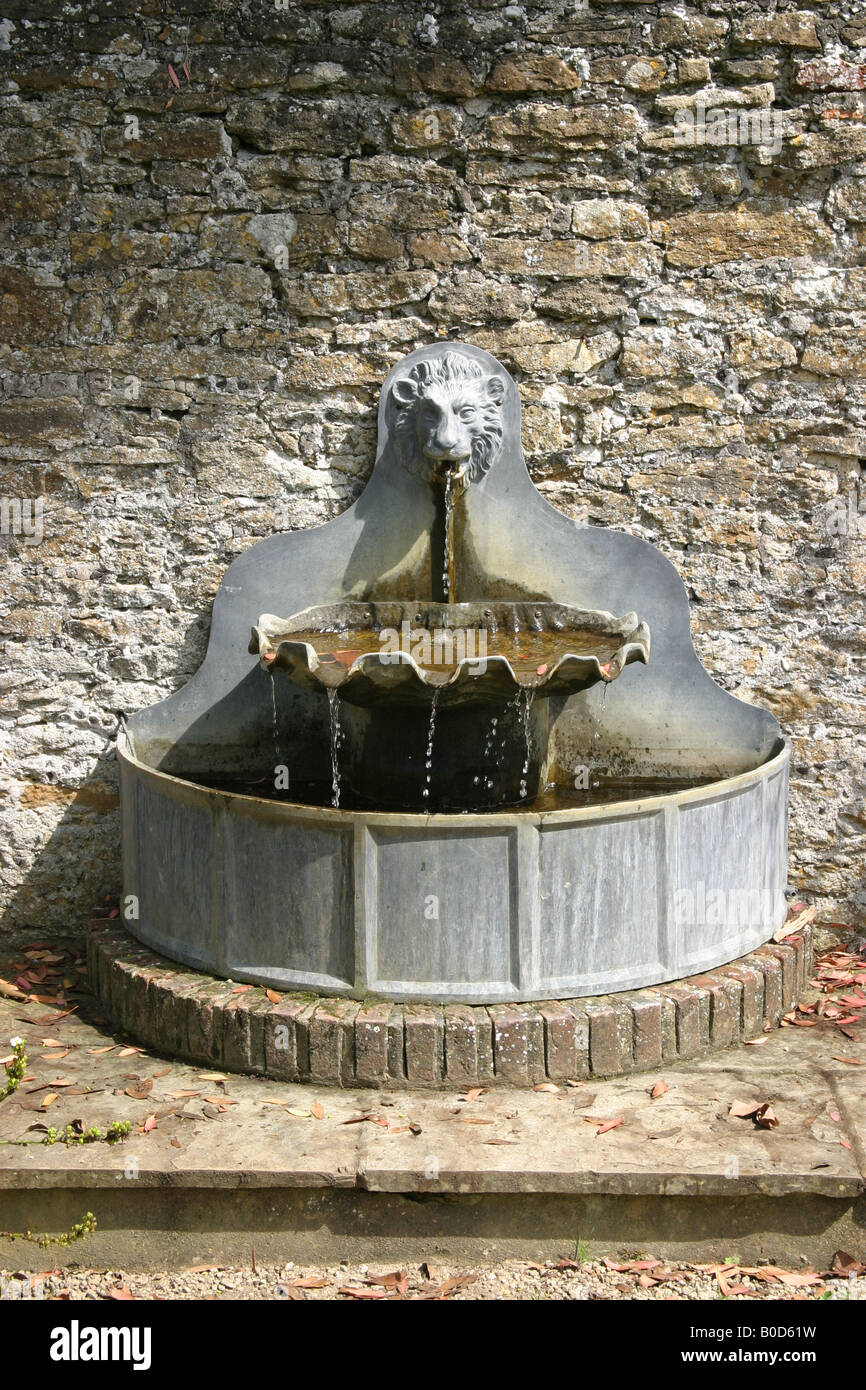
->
[124,1079,153,1101]
[458,1088,486,1103]
[142,1114,157,1132]
[108,1286,135,1301]
[534,1082,559,1093]
[754,1103,779,1130]
[366,1269,407,1288]
[311,1102,324,1120]
[167,63,181,89]
[831,1250,866,1277]
[419,1274,477,1300]
[776,1271,824,1288]
[773,906,816,942]
[596,1118,623,1136]
[0,978,28,1001]
[650,1080,669,1099]
[266,989,282,1004]
[832,1056,863,1065]
[291,1276,330,1289]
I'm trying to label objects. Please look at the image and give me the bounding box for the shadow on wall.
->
[0,602,217,937]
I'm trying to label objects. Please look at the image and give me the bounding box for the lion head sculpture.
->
[390,351,506,490]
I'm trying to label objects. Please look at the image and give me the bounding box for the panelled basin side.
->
[118,727,790,1006]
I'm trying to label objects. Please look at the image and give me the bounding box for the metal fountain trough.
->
[119,343,788,1003]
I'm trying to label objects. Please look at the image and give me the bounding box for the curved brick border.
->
[87,922,813,1088]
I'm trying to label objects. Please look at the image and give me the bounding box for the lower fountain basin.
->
[118,727,790,1005]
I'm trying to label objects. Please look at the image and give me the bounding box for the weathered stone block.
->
[539,1001,589,1080]
[630,992,664,1070]
[393,54,477,99]
[750,950,783,1026]
[763,943,798,1011]
[718,962,765,1039]
[284,271,437,316]
[489,1005,545,1082]
[265,999,316,1082]
[664,206,832,268]
[309,999,359,1085]
[486,56,582,94]
[734,12,820,50]
[113,267,270,340]
[222,993,270,1074]
[482,238,662,278]
[440,1005,488,1083]
[662,984,709,1059]
[404,1006,444,1083]
[480,105,639,153]
[586,999,634,1076]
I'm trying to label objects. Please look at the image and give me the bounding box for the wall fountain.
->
[106,342,793,1074]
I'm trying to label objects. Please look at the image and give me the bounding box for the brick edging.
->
[87,923,814,1088]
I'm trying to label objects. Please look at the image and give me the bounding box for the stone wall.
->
[0,0,864,934]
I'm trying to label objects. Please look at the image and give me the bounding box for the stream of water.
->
[518,686,536,800]
[268,670,280,770]
[327,688,342,808]
[421,686,440,803]
[442,472,453,601]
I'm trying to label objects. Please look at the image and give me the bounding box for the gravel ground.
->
[2,1258,864,1301]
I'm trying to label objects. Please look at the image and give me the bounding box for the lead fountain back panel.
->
[119,342,788,1003]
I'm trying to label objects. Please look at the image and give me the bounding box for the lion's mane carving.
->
[390,351,506,486]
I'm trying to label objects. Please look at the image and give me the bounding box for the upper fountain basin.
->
[250,599,650,709]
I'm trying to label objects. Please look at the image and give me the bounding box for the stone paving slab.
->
[1,927,863,1268]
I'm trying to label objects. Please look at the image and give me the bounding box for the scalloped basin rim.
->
[250,598,651,701]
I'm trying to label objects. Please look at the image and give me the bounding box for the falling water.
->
[327,688,342,808]
[422,686,440,804]
[476,709,499,794]
[442,472,453,601]
[268,670,280,766]
[519,686,536,800]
